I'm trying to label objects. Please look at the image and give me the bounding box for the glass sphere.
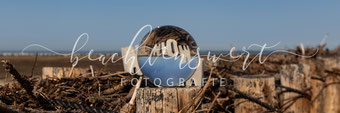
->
[137,25,199,86]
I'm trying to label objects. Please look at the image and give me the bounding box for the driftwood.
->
[120,76,143,113]
[233,75,277,113]
[279,64,311,113]
[42,67,89,79]
[1,60,54,110]
[311,57,340,113]
[0,104,21,113]
[135,87,200,113]
[0,47,339,113]
[0,60,134,112]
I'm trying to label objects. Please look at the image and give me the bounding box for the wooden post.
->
[312,57,340,113]
[280,64,311,113]
[317,57,340,71]
[136,87,200,113]
[42,67,88,79]
[121,46,143,75]
[311,77,325,113]
[233,75,276,113]
[323,75,340,113]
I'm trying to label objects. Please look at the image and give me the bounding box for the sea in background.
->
[0,50,277,56]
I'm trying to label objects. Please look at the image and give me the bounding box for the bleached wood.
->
[136,87,199,113]
[234,75,276,113]
[280,64,311,113]
[121,46,143,75]
[42,67,88,79]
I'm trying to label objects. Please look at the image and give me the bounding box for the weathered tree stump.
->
[312,57,340,113]
[42,67,89,79]
[323,75,340,113]
[233,75,276,113]
[311,77,325,113]
[136,87,200,113]
[318,57,340,71]
[312,76,340,113]
[280,64,311,113]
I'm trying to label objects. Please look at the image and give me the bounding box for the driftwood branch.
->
[0,104,21,113]
[1,60,54,110]
[30,53,38,77]
[225,85,277,112]
[278,85,311,100]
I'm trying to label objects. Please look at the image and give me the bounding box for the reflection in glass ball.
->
[137,25,199,86]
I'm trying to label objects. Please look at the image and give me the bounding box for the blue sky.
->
[0,0,339,51]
